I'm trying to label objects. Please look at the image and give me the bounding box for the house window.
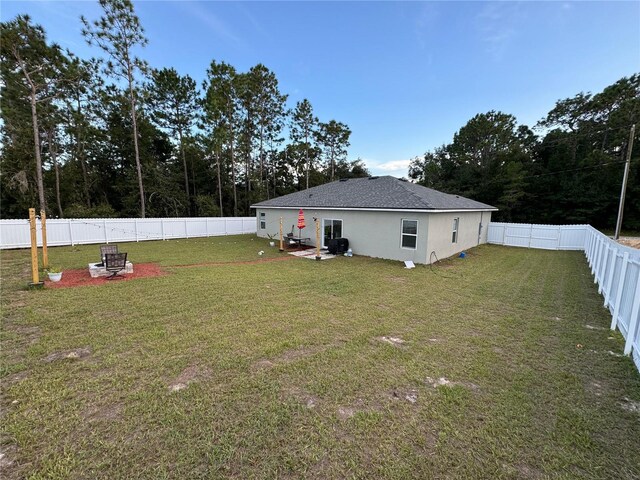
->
[259,212,266,230]
[452,217,459,243]
[401,219,418,249]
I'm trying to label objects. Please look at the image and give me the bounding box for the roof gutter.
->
[249,205,498,213]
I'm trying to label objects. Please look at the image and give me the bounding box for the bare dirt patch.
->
[620,397,640,413]
[617,237,640,249]
[337,406,356,419]
[85,402,123,422]
[389,387,419,404]
[425,376,479,391]
[434,263,457,270]
[377,336,406,347]
[386,276,407,284]
[3,371,29,387]
[43,347,91,363]
[585,324,607,331]
[168,365,212,392]
[283,387,319,409]
[252,344,331,371]
[46,263,166,289]
[0,444,18,471]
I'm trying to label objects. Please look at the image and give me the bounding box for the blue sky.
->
[3,1,639,177]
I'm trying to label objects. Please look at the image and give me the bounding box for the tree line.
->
[409,74,640,230]
[1,0,365,219]
[2,1,638,229]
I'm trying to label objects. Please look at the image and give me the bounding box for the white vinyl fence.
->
[584,226,640,371]
[487,222,588,250]
[0,217,256,249]
[488,222,640,372]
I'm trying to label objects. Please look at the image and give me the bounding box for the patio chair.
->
[104,252,127,280]
[100,244,118,265]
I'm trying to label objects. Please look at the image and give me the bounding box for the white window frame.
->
[322,218,343,248]
[401,219,418,250]
[259,212,266,230]
[452,217,459,243]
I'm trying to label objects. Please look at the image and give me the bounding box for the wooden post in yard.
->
[279,217,284,252]
[40,209,48,269]
[315,218,321,261]
[28,208,43,287]
[615,124,635,240]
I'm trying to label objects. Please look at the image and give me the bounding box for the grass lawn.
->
[1,235,640,479]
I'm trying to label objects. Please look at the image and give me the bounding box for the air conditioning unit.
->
[328,238,349,255]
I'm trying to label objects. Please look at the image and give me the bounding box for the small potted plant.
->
[46,266,63,282]
[267,233,277,247]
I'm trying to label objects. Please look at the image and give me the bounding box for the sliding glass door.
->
[322,219,343,248]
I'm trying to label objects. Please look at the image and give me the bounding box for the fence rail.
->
[488,222,640,372]
[0,217,257,249]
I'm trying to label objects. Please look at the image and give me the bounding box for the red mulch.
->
[45,263,167,289]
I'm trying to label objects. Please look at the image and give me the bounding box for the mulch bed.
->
[45,263,166,289]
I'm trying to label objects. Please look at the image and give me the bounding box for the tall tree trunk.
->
[230,130,238,217]
[50,129,63,217]
[216,148,223,216]
[178,126,190,215]
[305,136,310,190]
[191,156,196,197]
[29,89,47,213]
[127,66,145,218]
[259,124,264,188]
[330,146,335,181]
[76,98,91,208]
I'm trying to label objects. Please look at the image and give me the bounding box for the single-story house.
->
[251,176,497,264]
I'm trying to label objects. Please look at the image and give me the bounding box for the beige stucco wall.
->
[425,211,492,262]
[255,208,492,264]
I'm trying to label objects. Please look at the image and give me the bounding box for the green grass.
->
[1,236,640,479]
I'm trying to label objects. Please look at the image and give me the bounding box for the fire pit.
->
[88,261,134,278]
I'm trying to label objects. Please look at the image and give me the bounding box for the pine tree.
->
[82,0,149,217]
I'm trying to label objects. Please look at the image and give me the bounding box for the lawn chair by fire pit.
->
[104,252,128,280]
[100,244,118,265]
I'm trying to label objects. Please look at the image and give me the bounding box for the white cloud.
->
[376,159,412,172]
[363,159,412,178]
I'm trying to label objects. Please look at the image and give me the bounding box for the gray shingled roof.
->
[251,176,497,211]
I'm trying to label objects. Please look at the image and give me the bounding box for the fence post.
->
[68,219,74,246]
[502,224,506,245]
[598,244,609,292]
[104,219,108,244]
[603,250,617,306]
[135,219,139,242]
[623,275,640,355]
[611,252,630,330]
[161,219,165,241]
[599,244,610,290]
[593,238,603,278]
[225,218,228,235]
